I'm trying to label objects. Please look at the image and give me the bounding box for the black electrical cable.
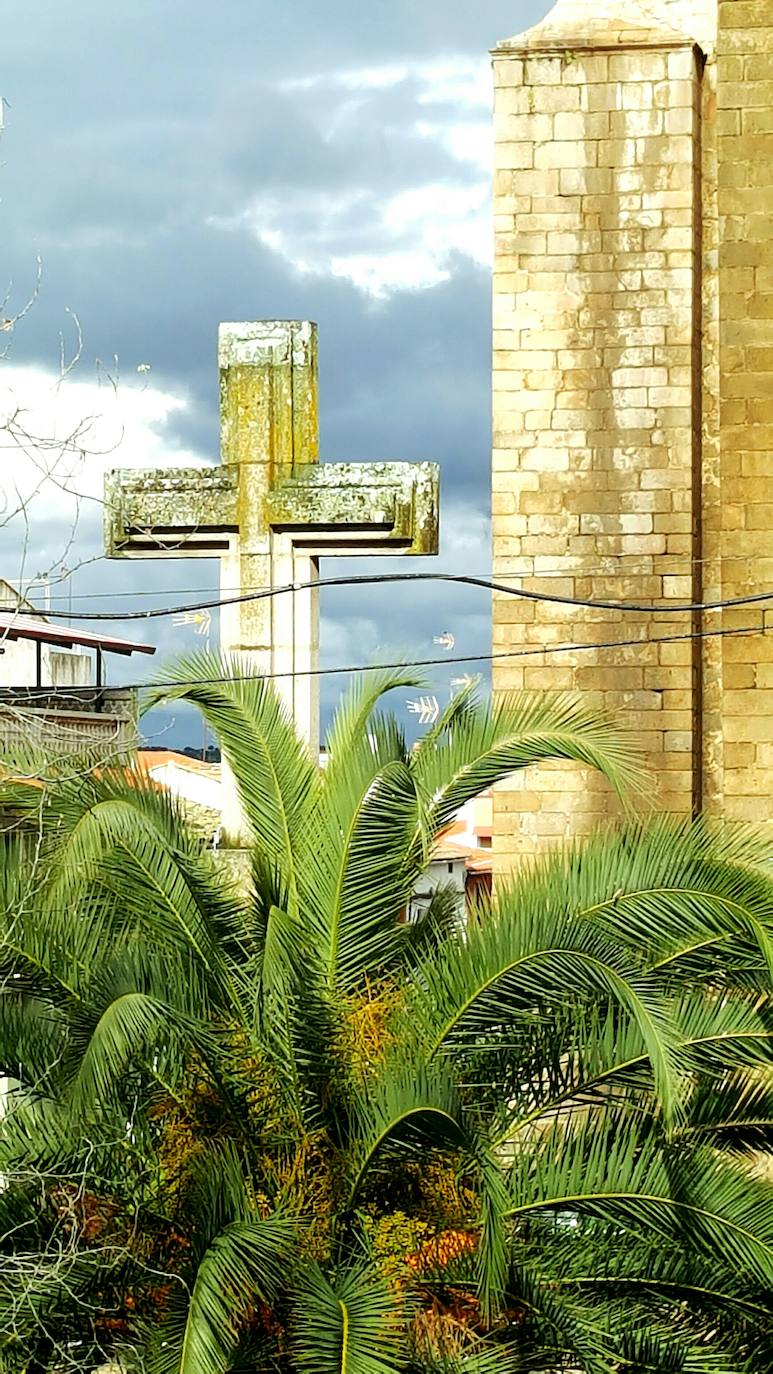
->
[19,551,766,603]
[4,619,765,699]
[11,571,773,623]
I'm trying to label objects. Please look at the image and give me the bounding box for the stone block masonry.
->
[714,0,773,820]
[492,0,773,867]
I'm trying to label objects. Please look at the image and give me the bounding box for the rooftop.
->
[136,749,221,775]
[0,612,156,657]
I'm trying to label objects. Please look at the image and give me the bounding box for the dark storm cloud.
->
[8,221,492,500]
[1,0,549,744]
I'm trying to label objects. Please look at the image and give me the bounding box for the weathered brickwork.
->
[492,0,773,865]
[712,0,773,819]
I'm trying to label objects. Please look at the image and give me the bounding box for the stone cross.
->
[104,321,440,839]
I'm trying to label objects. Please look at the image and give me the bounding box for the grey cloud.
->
[1,0,551,747]
[5,2,545,93]
[8,219,491,500]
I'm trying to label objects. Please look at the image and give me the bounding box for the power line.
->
[14,551,768,604]
[5,619,766,699]
[11,571,773,624]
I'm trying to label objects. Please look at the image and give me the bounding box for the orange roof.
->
[466,852,493,875]
[433,839,478,863]
[433,844,493,875]
[135,750,220,776]
[441,819,467,838]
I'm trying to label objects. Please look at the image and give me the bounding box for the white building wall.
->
[0,581,91,687]
[148,760,223,812]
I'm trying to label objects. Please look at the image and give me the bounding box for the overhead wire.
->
[20,551,771,603]
[5,618,768,699]
[11,570,773,623]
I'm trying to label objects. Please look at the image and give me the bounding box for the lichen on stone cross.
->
[104,320,440,837]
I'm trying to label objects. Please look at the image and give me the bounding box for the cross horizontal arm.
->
[105,466,238,558]
[265,462,440,555]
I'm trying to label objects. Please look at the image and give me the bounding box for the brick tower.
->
[492,0,773,865]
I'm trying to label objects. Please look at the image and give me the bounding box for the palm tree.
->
[0,658,771,1373]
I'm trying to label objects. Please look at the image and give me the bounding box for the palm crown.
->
[0,657,771,1373]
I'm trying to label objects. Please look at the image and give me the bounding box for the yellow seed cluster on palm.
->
[257,1127,340,1260]
[155,1060,226,1189]
[366,1211,435,1283]
[342,983,400,1081]
[421,1157,478,1226]
[221,1024,288,1136]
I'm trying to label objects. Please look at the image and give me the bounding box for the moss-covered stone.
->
[103,321,441,834]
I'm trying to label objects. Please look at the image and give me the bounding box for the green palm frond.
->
[149,1214,297,1374]
[299,682,429,993]
[682,1069,773,1150]
[410,692,649,841]
[537,1212,772,1329]
[409,1341,521,1374]
[181,1141,258,1249]
[474,1138,512,1322]
[346,1063,467,1205]
[485,1005,655,1147]
[255,900,305,1000]
[291,1262,404,1374]
[0,838,100,1003]
[305,757,421,992]
[323,669,421,781]
[347,1064,510,1322]
[503,1257,613,1374]
[69,986,194,1114]
[505,1236,769,1372]
[506,1115,773,1287]
[0,1090,78,1174]
[609,1317,754,1373]
[538,818,773,975]
[488,993,773,1149]
[48,791,237,998]
[670,991,773,1074]
[402,901,681,1124]
[0,1176,38,1244]
[0,992,66,1090]
[146,651,318,906]
[412,674,481,759]
[398,882,465,966]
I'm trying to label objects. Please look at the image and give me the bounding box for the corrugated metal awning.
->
[0,612,156,657]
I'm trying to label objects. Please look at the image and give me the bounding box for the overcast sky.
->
[1,0,549,746]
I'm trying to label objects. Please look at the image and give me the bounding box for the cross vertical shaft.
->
[104,319,440,848]
[218,322,320,754]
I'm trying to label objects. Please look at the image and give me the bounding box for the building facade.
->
[0,581,154,763]
[492,0,773,865]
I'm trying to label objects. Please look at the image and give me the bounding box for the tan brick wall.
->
[492,0,773,865]
[492,20,705,866]
[715,0,773,820]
